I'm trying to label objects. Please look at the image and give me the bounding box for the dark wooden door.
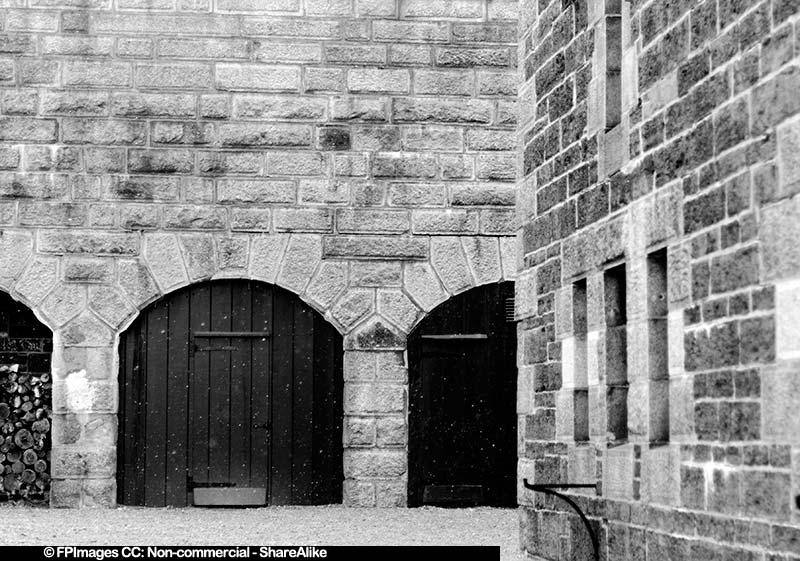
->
[118,280,343,507]
[408,282,517,507]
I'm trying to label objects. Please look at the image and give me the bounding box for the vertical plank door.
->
[408,282,517,507]
[117,280,343,507]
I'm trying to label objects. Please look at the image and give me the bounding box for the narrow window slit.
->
[605,1,623,131]
[573,278,589,442]
[647,249,669,445]
[604,263,627,444]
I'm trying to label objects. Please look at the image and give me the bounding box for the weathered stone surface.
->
[144,234,188,292]
[323,236,428,260]
[343,449,407,478]
[377,290,420,333]
[306,261,348,309]
[347,318,406,350]
[348,68,409,93]
[216,236,249,271]
[338,209,410,234]
[275,208,334,232]
[350,261,402,287]
[762,361,800,443]
[374,480,406,507]
[249,235,288,283]
[51,446,116,478]
[376,416,406,446]
[216,64,301,92]
[0,231,31,290]
[344,383,406,413]
[430,236,474,294]
[52,413,117,448]
[778,115,800,198]
[50,478,82,508]
[343,479,375,507]
[277,235,322,294]
[82,478,117,507]
[39,231,139,256]
[330,289,374,330]
[462,237,502,285]
[344,350,377,381]
[412,209,477,234]
[15,257,58,305]
[762,196,800,281]
[217,180,296,204]
[88,285,135,329]
[403,261,447,312]
[118,259,159,307]
[230,208,271,232]
[41,284,86,327]
[59,312,114,347]
[179,234,217,281]
[376,351,407,381]
[498,236,517,280]
[52,345,114,381]
[344,416,375,446]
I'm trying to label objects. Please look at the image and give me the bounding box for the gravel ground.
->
[0,505,521,560]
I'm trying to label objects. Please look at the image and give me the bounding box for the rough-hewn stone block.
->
[430,236,474,293]
[217,179,296,204]
[277,235,322,293]
[337,209,410,234]
[323,236,428,260]
[39,231,138,256]
[144,234,188,291]
[216,64,301,91]
[347,68,409,93]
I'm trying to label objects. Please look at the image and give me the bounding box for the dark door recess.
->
[408,282,517,507]
[117,280,343,507]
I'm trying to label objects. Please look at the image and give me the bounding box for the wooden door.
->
[117,280,343,507]
[408,282,517,507]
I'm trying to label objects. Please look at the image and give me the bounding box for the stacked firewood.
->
[0,364,51,502]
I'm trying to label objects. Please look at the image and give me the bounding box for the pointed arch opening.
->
[407,281,517,507]
[117,279,343,507]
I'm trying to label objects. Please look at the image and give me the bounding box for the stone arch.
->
[99,232,517,340]
[44,232,517,508]
[107,232,346,336]
[340,235,516,342]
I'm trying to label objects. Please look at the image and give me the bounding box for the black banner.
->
[0,546,500,561]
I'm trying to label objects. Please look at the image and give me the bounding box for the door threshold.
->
[193,487,267,506]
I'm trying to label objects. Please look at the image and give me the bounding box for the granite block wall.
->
[517,0,800,557]
[0,0,518,507]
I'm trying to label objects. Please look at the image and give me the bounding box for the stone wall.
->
[0,0,518,507]
[518,0,800,557]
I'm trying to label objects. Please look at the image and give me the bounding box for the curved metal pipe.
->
[522,479,600,561]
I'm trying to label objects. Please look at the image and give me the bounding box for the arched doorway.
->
[0,291,52,503]
[408,282,517,507]
[117,280,343,507]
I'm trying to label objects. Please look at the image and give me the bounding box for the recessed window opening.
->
[604,263,628,444]
[647,249,669,445]
[605,1,623,131]
[573,278,589,442]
